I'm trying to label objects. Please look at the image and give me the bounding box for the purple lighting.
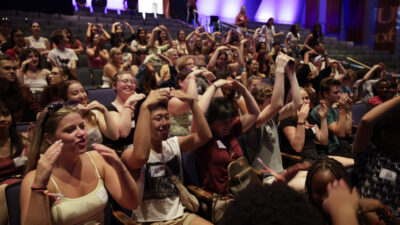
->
[255,0,304,24]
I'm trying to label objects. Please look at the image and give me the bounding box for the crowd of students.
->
[0,8,400,225]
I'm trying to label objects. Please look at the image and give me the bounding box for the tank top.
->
[50,152,108,225]
[24,74,48,93]
[27,36,47,51]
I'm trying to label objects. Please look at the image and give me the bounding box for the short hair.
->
[305,158,349,206]
[206,97,238,124]
[50,30,65,45]
[148,101,168,112]
[112,70,136,84]
[247,75,262,88]
[176,55,196,72]
[319,77,341,97]
[221,183,324,225]
[251,83,272,105]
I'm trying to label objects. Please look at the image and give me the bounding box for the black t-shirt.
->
[102,104,136,154]
[278,116,322,161]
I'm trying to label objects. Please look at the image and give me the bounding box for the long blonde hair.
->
[26,105,80,173]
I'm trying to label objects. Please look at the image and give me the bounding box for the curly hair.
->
[305,158,349,206]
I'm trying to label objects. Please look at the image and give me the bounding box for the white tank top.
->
[28,36,47,51]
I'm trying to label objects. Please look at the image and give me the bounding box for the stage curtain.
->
[346,0,366,43]
[305,0,319,30]
[326,0,341,33]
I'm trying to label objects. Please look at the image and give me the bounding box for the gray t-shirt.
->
[242,120,283,178]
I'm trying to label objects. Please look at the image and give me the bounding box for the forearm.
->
[24,193,51,225]
[242,88,260,116]
[191,101,211,140]
[334,113,347,138]
[131,105,151,168]
[187,77,198,99]
[291,125,306,152]
[112,165,139,209]
[198,84,217,113]
[288,73,302,108]
[271,70,285,109]
[119,107,134,138]
[207,50,219,69]
[102,110,120,140]
[319,118,329,145]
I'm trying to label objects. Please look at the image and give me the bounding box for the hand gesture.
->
[126,93,146,107]
[275,53,291,71]
[274,161,310,184]
[170,90,195,104]
[338,93,349,108]
[98,24,103,29]
[93,144,125,171]
[322,179,360,216]
[231,80,246,93]
[297,103,310,121]
[113,22,121,26]
[88,22,93,27]
[143,89,170,108]
[33,140,63,187]
[22,58,33,68]
[202,70,216,83]
[213,79,230,88]
[87,100,107,113]
[318,100,327,119]
[217,45,229,52]
[157,53,173,66]
[123,21,130,26]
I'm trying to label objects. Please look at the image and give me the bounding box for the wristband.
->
[212,83,218,89]
[31,185,47,191]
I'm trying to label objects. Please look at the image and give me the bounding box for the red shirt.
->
[195,118,243,194]
[368,96,383,107]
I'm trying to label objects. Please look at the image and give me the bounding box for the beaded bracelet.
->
[31,185,64,203]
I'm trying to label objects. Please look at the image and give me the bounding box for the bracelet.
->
[212,83,218,89]
[297,121,306,125]
[31,185,47,191]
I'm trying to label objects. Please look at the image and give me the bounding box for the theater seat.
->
[5,181,21,225]
[87,88,116,108]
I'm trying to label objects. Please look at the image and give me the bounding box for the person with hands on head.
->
[103,71,145,152]
[17,48,50,93]
[207,44,244,79]
[21,104,139,225]
[110,21,135,48]
[26,21,50,56]
[122,89,212,225]
[64,80,119,149]
[86,33,109,69]
[85,23,111,46]
[195,78,260,194]
[322,179,360,225]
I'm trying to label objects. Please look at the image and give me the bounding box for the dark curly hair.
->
[305,158,349,206]
[221,183,324,225]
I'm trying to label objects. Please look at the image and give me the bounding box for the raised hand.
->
[33,140,63,187]
[275,53,291,72]
[87,100,107,113]
[231,80,246,93]
[125,93,146,107]
[322,179,360,217]
[93,143,125,171]
[170,90,195,104]
[338,93,349,109]
[143,89,170,107]
[297,103,310,122]
[318,100,327,119]
[213,79,231,88]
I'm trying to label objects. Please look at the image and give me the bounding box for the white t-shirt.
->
[262,25,276,43]
[48,48,78,69]
[135,136,185,222]
[286,32,300,47]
